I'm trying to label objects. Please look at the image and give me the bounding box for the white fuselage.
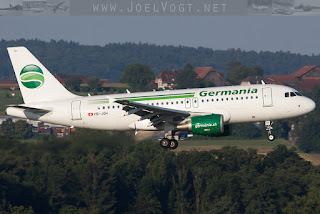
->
[6,84,316,131]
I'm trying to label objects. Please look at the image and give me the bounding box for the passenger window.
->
[290,92,296,97]
[166,102,169,105]
[98,107,100,110]
[285,92,289,97]
[171,102,173,104]
[202,100,204,103]
[211,99,214,102]
[226,98,228,101]
[241,97,243,100]
[216,99,219,101]
[231,98,233,100]
[207,99,209,102]
[108,106,110,109]
[221,98,224,101]
[176,101,178,104]
[181,101,183,104]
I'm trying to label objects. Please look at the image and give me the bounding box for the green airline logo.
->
[20,65,45,89]
[200,88,258,97]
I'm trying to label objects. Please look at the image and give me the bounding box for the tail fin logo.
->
[20,65,45,89]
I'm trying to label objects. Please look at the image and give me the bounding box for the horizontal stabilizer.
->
[6,105,51,113]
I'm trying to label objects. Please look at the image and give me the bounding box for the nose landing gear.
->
[265,121,275,141]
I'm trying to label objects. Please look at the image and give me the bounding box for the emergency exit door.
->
[71,100,82,120]
[262,88,273,107]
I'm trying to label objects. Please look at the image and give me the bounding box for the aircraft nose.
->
[304,97,316,113]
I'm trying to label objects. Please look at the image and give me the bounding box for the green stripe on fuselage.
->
[127,94,194,101]
[115,93,195,101]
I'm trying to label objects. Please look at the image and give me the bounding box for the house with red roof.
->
[241,65,320,91]
[155,70,180,89]
[194,67,231,86]
[155,67,230,89]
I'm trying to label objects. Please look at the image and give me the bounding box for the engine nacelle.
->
[176,114,224,136]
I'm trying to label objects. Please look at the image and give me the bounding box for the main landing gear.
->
[160,131,178,149]
[265,121,275,141]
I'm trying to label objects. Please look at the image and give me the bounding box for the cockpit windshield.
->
[285,91,302,97]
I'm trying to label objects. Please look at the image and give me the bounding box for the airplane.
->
[46,1,68,13]
[251,3,269,12]
[294,4,320,12]
[0,3,44,13]
[273,0,295,15]
[5,47,316,149]
[0,4,23,11]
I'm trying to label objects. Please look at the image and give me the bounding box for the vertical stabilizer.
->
[7,47,78,104]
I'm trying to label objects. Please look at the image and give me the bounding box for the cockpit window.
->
[285,91,302,97]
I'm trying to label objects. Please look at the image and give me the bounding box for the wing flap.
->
[115,100,190,126]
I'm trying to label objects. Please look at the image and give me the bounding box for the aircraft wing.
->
[115,100,190,126]
[6,105,51,114]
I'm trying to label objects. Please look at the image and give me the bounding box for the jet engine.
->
[176,114,226,136]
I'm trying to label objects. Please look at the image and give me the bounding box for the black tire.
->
[268,134,275,141]
[169,139,178,150]
[160,138,170,149]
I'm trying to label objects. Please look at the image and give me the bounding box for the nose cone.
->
[304,97,316,114]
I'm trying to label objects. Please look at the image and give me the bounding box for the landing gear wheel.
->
[268,134,275,141]
[160,138,171,149]
[169,139,178,150]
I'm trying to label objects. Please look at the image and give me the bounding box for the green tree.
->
[0,118,15,139]
[14,120,33,139]
[283,186,320,214]
[175,64,201,89]
[232,123,262,139]
[120,63,155,92]
[294,85,320,152]
[87,77,102,92]
[65,78,82,92]
[226,61,264,85]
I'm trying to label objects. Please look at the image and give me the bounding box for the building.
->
[194,67,230,86]
[241,65,320,91]
[0,80,18,88]
[155,70,179,89]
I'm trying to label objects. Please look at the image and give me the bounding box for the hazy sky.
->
[0,16,319,55]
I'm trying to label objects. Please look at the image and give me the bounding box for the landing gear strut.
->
[160,131,179,150]
[265,121,275,141]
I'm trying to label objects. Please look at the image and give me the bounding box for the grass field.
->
[178,138,290,147]
[175,138,292,154]
[175,138,320,165]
